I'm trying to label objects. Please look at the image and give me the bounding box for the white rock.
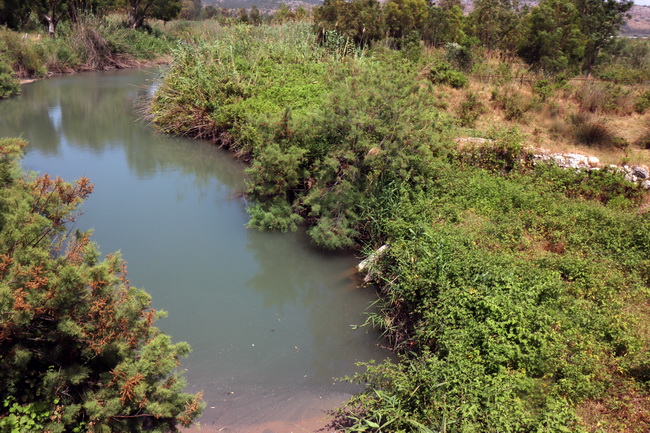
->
[588,156,600,167]
[632,166,649,179]
[567,153,588,164]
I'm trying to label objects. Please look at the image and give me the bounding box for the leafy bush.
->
[0,54,19,99]
[153,24,455,249]
[530,163,644,206]
[100,22,173,60]
[335,161,650,432]
[0,18,174,78]
[428,60,468,89]
[492,87,529,121]
[532,78,554,101]
[0,397,53,433]
[456,92,485,127]
[444,42,473,71]
[634,90,650,114]
[458,127,525,174]
[0,28,46,77]
[594,62,650,84]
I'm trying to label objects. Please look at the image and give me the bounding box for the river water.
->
[0,69,389,432]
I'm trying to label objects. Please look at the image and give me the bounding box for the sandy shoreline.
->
[181,389,348,433]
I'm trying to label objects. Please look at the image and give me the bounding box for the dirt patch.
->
[577,384,650,433]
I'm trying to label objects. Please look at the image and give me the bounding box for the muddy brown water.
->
[0,69,390,432]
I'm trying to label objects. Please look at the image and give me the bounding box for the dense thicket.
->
[151,23,650,432]
[0,138,203,432]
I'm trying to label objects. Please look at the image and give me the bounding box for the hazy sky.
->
[635,1,650,5]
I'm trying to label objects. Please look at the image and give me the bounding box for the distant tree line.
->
[0,0,201,36]
[199,3,309,25]
[314,0,634,75]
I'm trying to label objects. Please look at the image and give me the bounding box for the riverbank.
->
[16,56,169,86]
[0,15,179,98]
[150,22,650,432]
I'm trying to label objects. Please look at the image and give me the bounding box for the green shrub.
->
[492,87,529,121]
[0,397,53,433]
[634,90,650,114]
[429,60,468,89]
[459,127,525,174]
[444,42,473,71]
[101,25,173,60]
[0,18,175,78]
[336,162,650,432]
[153,25,456,249]
[533,78,554,101]
[594,62,650,84]
[530,163,644,206]
[456,92,485,127]
[0,54,19,99]
[0,28,46,78]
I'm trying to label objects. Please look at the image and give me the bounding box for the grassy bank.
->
[0,15,180,99]
[151,23,650,432]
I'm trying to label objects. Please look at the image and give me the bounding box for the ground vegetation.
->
[150,18,650,432]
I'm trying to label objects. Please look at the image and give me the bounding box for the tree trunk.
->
[45,15,57,38]
[128,0,155,29]
[129,12,146,29]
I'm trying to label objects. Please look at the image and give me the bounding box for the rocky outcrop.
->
[456,136,650,190]
[531,151,650,190]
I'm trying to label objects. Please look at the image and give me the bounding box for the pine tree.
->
[0,138,203,432]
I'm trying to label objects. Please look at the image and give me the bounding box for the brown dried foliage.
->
[120,373,144,405]
[178,392,204,427]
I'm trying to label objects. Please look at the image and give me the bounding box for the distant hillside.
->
[201,0,650,37]
[622,5,650,37]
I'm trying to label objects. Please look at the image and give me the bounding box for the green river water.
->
[0,69,389,432]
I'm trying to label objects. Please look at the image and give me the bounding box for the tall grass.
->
[151,22,328,151]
